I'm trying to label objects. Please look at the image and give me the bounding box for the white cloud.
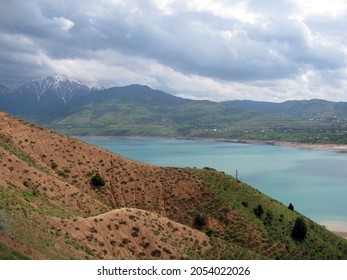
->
[52,17,74,32]
[293,0,347,18]
[185,0,259,23]
[152,0,174,15]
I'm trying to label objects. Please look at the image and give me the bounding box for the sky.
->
[1,0,347,102]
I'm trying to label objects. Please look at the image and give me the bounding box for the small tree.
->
[91,172,105,187]
[288,203,294,211]
[291,217,307,241]
[254,204,264,218]
[194,214,207,229]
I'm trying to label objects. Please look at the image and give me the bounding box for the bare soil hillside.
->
[0,111,211,259]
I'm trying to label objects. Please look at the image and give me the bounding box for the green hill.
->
[38,85,347,144]
[39,84,259,137]
[225,99,347,121]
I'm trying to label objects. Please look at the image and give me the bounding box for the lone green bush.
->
[91,172,105,187]
[194,214,207,229]
[291,217,307,241]
[151,249,162,258]
[253,204,264,218]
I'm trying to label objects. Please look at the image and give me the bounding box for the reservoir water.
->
[79,137,347,231]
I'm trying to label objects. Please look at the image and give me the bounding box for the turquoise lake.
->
[79,137,347,231]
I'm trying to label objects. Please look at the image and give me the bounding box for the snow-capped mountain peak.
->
[0,75,106,116]
[17,75,104,103]
[50,74,75,83]
[46,75,105,90]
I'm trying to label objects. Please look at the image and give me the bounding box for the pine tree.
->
[254,204,264,218]
[291,217,307,241]
[288,203,294,211]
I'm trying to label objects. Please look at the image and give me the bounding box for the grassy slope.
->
[43,100,257,137]
[195,168,347,259]
[1,111,347,260]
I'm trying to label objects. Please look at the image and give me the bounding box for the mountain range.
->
[0,76,103,117]
[224,99,347,121]
[1,110,347,259]
[1,76,347,143]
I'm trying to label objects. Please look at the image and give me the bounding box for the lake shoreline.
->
[77,135,347,153]
[334,231,347,239]
[213,139,347,153]
[78,135,347,239]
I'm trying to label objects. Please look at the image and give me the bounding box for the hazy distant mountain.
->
[224,99,347,121]
[0,75,105,117]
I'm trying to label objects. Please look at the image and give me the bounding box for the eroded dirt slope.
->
[0,111,210,259]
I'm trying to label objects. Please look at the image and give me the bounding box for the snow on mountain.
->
[82,80,106,91]
[17,75,103,103]
[0,76,106,117]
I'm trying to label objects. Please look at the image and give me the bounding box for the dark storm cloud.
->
[0,0,346,100]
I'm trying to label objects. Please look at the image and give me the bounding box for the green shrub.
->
[253,204,264,218]
[50,161,58,169]
[241,201,248,208]
[91,172,105,187]
[194,214,207,229]
[291,217,307,241]
[151,249,162,258]
[205,227,217,237]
